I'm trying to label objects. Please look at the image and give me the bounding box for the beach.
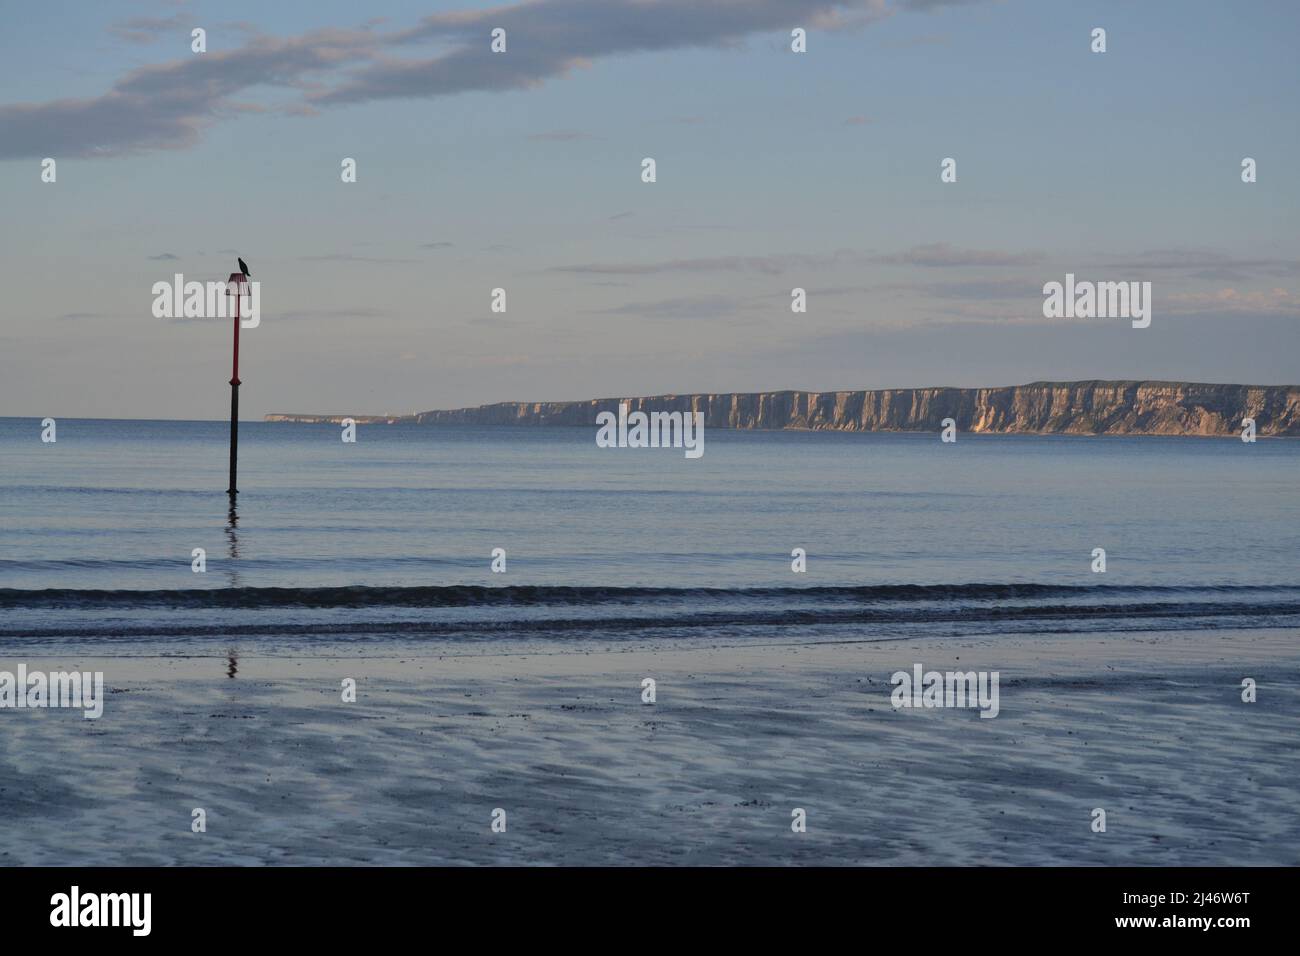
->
[5,625,1295,866]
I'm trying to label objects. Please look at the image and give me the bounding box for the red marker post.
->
[225,272,248,496]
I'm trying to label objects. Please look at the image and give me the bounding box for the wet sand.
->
[2,627,1297,865]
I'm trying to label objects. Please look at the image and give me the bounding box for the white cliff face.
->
[268,381,1300,437]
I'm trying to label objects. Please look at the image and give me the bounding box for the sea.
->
[2,417,1298,655]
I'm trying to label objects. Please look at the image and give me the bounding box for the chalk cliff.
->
[266,381,1300,436]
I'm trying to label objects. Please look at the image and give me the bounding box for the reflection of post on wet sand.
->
[224,497,241,588]
[224,497,241,675]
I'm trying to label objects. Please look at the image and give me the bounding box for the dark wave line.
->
[3,601,1298,641]
[3,582,1296,609]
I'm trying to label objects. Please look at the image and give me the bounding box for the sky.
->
[1,0,1298,420]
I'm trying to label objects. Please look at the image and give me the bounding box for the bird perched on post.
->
[237,257,251,278]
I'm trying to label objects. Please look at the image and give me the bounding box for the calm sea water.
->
[2,418,1298,650]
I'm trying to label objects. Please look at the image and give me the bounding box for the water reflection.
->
[224,495,241,588]
[224,495,241,677]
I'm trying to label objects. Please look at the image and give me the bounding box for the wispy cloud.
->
[551,251,859,276]
[876,242,1043,267]
[1095,249,1300,282]
[0,0,986,159]
[911,277,1038,299]
[322,1,894,107]
[0,28,377,159]
[1162,287,1300,316]
[301,253,419,264]
[551,242,1041,276]
[588,293,752,320]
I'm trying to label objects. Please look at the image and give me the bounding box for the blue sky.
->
[2,0,1298,419]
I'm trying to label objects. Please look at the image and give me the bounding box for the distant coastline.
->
[265,380,1300,437]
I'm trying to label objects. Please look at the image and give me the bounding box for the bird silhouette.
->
[237,257,251,278]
